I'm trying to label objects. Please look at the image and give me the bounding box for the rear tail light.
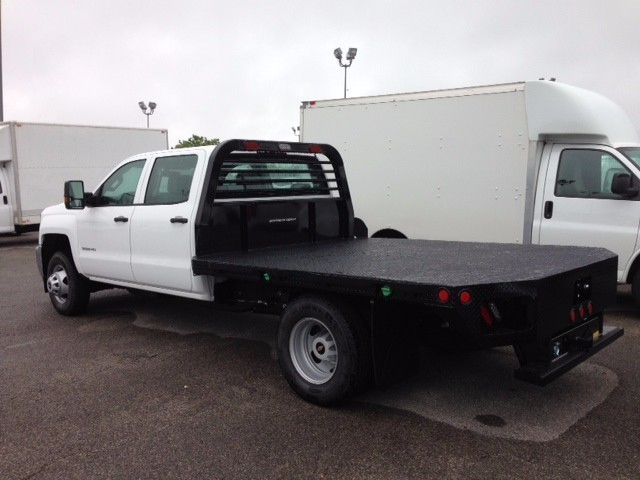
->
[480,304,494,327]
[459,290,472,305]
[435,288,474,305]
[437,288,451,304]
[571,301,595,323]
[480,302,501,328]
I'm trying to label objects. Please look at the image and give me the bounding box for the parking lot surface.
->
[1,233,639,479]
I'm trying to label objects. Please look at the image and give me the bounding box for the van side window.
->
[144,154,198,205]
[555,149,634,199]
[95,159,146,206]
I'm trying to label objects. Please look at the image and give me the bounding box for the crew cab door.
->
[537,144,640,281]
[0,167,13,233]
[129,151,204,291]
[76,158,147,281]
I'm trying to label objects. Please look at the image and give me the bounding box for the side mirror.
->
[611,173,639,198]
[64,181,86,209]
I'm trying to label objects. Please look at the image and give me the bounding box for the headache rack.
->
[194,140,355,255]
[215,153,340,200]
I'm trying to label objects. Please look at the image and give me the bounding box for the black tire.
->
[277,295,371,406]
[46,251,90,316]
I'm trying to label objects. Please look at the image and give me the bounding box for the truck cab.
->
[533,143,640,297]
[39,146,214,300]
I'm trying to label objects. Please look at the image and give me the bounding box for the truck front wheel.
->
[46,252,90,316]
[277,295,371,406]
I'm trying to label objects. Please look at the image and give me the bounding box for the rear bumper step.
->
[515,324,624,386]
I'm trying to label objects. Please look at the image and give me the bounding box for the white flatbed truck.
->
[36,140,623,405]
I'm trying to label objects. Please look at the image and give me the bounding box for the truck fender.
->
[38,209,81,286]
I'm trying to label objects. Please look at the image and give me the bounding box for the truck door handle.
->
[544,201,553,219]
[170,216,188,224]
[114,216,129,223]
[2,195,7,205]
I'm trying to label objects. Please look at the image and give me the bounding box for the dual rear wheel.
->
[277,295,372,406]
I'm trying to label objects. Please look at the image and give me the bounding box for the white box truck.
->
[0,122,169,234]
[299,80,640,303]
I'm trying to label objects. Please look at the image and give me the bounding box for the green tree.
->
[174,134,220,149]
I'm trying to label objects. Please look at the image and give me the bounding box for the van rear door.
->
[0,167,13,233]
[536,144,640,281]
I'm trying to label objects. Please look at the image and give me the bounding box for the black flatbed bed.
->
[192,238,616,292]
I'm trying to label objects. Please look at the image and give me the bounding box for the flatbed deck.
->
[192,238,616,292]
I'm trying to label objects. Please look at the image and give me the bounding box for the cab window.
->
[144,154,198,205]
[95,159,145,206]
[216,154,332,199]
[555,149,634,199]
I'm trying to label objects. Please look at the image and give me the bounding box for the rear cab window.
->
[144,154,198,205]
[215,152,338,201]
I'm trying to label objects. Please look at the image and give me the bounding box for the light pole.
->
[333,47,357,99]
[138,101,157,128]
[1,1,4,121]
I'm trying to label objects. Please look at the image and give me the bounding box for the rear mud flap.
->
[515,320,624,386]
[370,300,420,389]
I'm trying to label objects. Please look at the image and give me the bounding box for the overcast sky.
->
[3,0,640,146]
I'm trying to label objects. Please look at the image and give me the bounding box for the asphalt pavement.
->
[1,232,639,479]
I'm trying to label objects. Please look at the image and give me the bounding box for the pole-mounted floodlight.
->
[334,47,357,98]
[138,101,157,128]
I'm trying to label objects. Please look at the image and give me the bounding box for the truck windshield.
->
[619,147,640,170]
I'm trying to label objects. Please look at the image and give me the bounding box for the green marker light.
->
[263,272,271,282]
[380,285,393,298]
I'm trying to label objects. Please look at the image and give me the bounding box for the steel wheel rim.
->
[47,264,69,305]
[289,317,338,385]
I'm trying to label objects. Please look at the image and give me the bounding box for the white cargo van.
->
[0,122,168,234]
[299,81,640,303]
